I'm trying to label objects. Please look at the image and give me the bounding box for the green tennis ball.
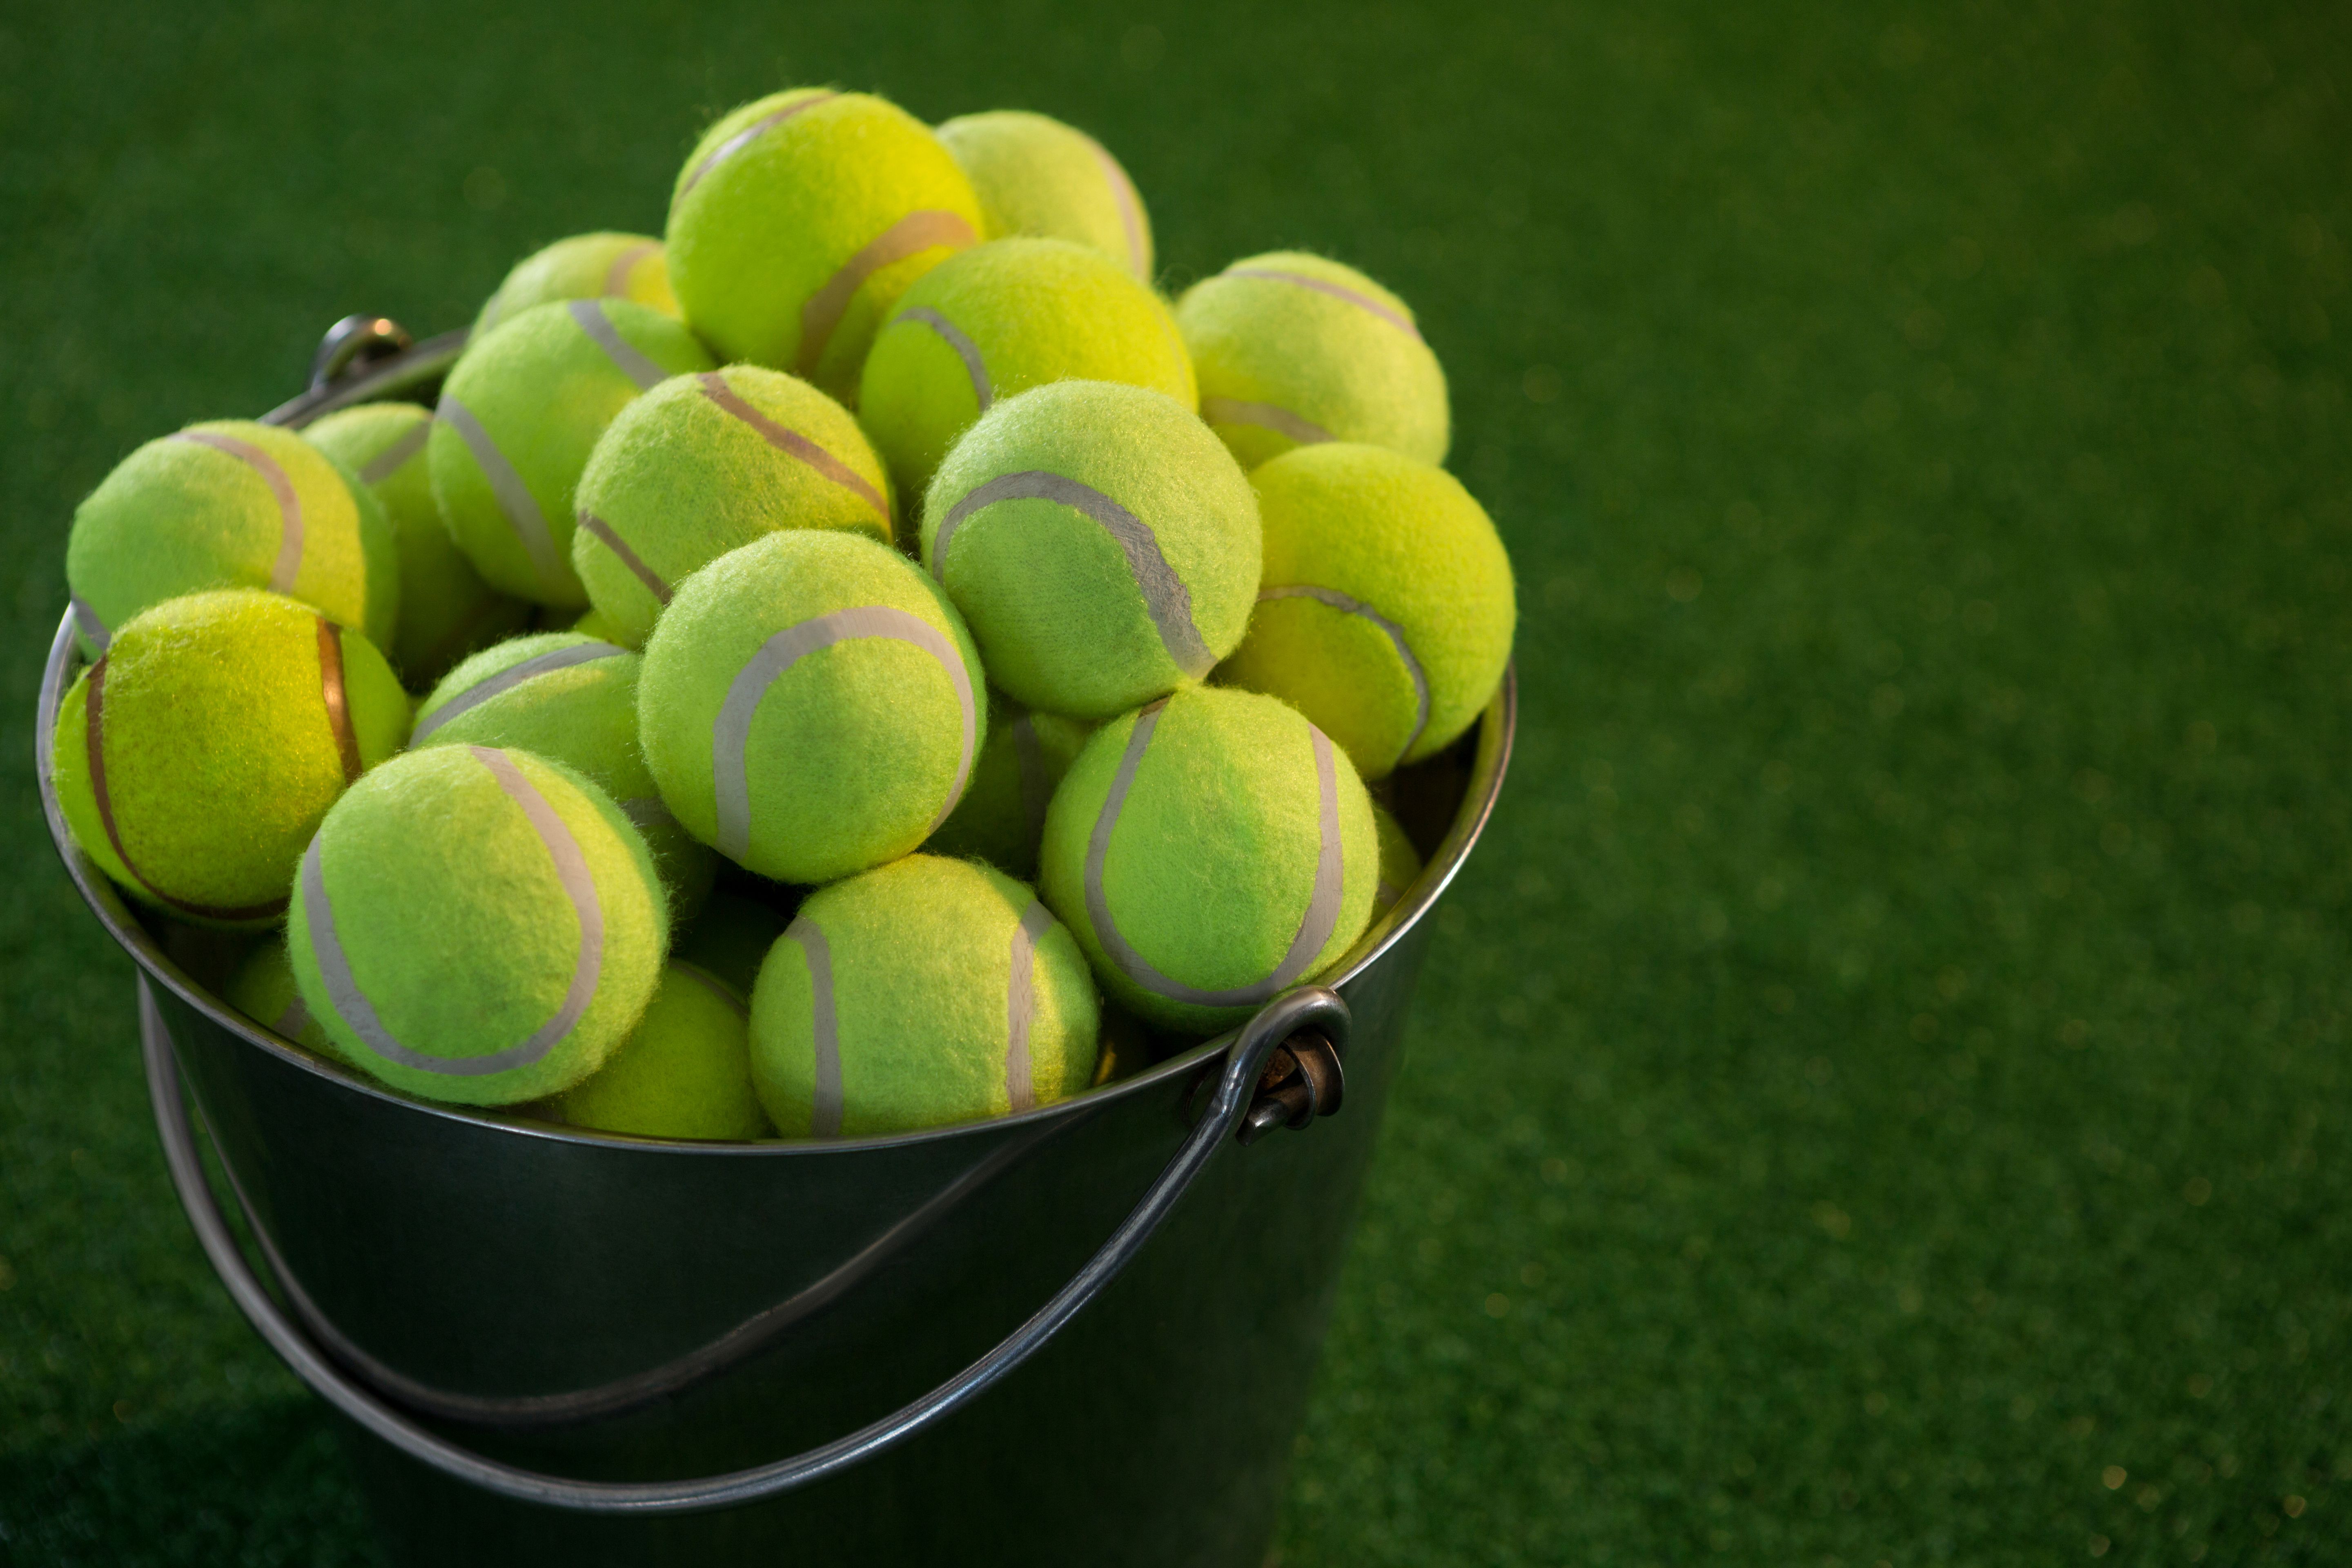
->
[303,401,532,686]
[748,854,1098,1136]
[224,935,339,1059]
[1175,252,1450,470]
[410,632,715,922]
[475,232,679,337]
[638,530,986,885]
[548,960,770,1139]
[925,691,1091,879]
[288,744,668,1106]
[430,298,715,608]
[1216,443,1515,780]
[935,111,1154,280]
[666,89,984,401]
[1371,804,1424,913]
[675,889,791,997]
[65,419,401,659]
[571,364,896,648]
[50,589,410,929]
[1039,684,1377,1034]
[571,606,627,642]
[921,380,1260,721]
[859,238,1196,506]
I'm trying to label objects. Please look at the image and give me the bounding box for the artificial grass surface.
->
[2,0,2348,1562]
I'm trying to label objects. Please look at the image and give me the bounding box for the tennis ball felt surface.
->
[749,853,1098,1136]
[303,401,530,686]
[1176,251,1450,470]
[430,296,715,608]
[548,959,769,1140]
[935,110,1154,280]
[666,88,983,401]
[288,744,668,1106]
[50,588,409,929]
[1039,684,1377,1033]
[1370,803,1423,913]
[925,691,1091,879]
[1218,443,1516,780]
[223,936,337,1059]
[859,237,1196,505]
[922,379,1260,721]
[475,232,678,337]
[65,419,401,657]
[410,631,715,922]
[572,363,895,647]
[639,528,986,885]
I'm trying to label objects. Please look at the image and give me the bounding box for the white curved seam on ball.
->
[435,396,567,597]
[575,511,673,606]
[676,90,840,198]
[1004,896,1055,1113]
[799,211,979,379]
[1220,267,1424,342]
[710,606,979,862]
[173,430,306,595]
[1085,702,1347,1007]
[694,373,891,523]
[272,996,313,1042]
[358,417,433,486]
[1257,584,1432,764]
[1086,136,1150,279]
[1198,396,1334,448]
[891,307,993,413]
[672,959,751,1019]
[601,240,659,298]
[568,299,672,392]
[788,915,843,1136]
[411,641,629,742]
[69,596,111,651]
[301,748,607,1076]
[931,470,1216,677]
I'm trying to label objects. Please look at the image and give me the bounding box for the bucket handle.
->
[144,976,1351,1514]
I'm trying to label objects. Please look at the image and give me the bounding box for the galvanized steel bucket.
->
[35,320,1516,1567]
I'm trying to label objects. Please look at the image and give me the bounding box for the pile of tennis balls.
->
[51,90,1517,1143]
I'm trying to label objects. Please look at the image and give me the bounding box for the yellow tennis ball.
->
[934,110,1154,280]
[1371,804,1423,913]
[571,365,895,647]
[548,959,771,1140]
[858,237,1196,505]
[303,401,531,686]
[224,935,339,1059]
[748,855,1098,1136]
[666,88,983,401]
[65,419,401,659]
[1038,685,1378,1034]
[1176,252,1450,469]
[1216,443,1515,780]
[475,232,679,337]
[925,691,1091,879]
[429,298,715,608]
[49,589,410,929]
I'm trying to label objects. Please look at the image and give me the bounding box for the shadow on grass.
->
[0,1398,382,1567]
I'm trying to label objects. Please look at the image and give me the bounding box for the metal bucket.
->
[36,320,1516,1567]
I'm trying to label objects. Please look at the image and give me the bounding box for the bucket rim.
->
[36,330,1516,1158]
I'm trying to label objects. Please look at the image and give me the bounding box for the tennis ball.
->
[859,238,1196,506]
[1216,443,1515,780]
[288,744,668,1106]
[1175,252,1450,470]
[1371,804,1423,913]
[571,606,627,642]
[410,632,715,921]
[1038,685,1377,1034]
[430,298,715,608]
[51,589,410,928]
[548,960,770,1140]
[922,381,1259,721]
[675,889,791,997]
[638,530,985,885]
[666,88,983,401]
[925,692,1091,879]
[224,936,338,1058]
[303,401,532,686]
[475,232,679,336]
[65,420,401,658]
[749,854,1098,1136]
[571,365,895,647]
[935,111,1154,280]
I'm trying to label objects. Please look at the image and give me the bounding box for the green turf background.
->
[3,1,2348,1562]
